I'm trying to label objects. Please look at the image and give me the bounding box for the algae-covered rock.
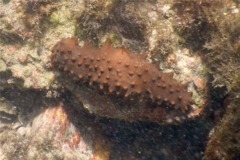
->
[1,0,240,159]
[200,0,240,159]
[204,100,240,160]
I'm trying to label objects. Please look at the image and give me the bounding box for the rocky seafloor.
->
[0,0,240,160]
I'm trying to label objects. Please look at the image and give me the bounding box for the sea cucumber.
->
[51,37,193,114]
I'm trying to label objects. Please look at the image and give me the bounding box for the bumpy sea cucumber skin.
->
[51,37,193,113]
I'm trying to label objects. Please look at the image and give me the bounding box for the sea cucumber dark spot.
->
[152,78,157,82]
[170,101,176,105]
[77,62,82,66]
[103,80,108,84]
[71,57,76,62]
[131,82,136,87]
[92,78,97,83]
[123,86,128,90]
[109,88,113,93]
[78,74,83,79]
[125,64,130,67]
[89,66,94,70]
[137,73,142,77]
[146,88,151,94]
[108,66,113,71]
[116,82,121,87]
[100,69,104,73]
[129,72,134,76]
[178,96,182,100]
[136,90,141,94]
[84,63,89,67]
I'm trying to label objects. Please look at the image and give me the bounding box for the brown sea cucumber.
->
[51,37,193,115]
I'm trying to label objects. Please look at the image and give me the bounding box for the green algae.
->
[0,59,7,72]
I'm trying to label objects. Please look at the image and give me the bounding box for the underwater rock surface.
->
[0,94,111,160]
[1,0,240,159]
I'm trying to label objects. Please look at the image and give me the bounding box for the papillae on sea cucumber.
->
[51,37,193,114]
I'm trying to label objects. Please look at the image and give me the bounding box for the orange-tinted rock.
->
[193,76,206,90]
[29,104,111,160]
